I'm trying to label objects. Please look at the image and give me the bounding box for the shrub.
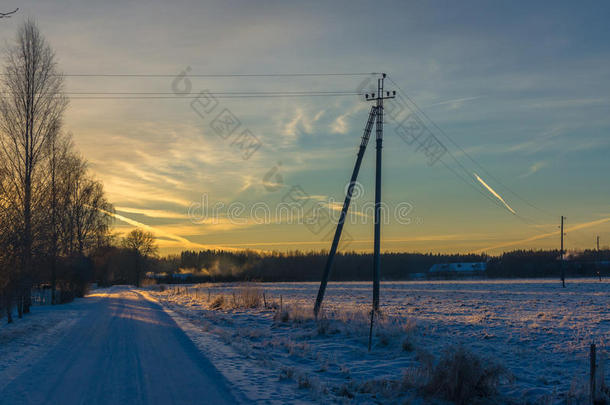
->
[298,375,312,389]
[273,305,314,324]
[140,278,157,287]
[424,345,506,404]
[401,337,415,352]
[279,367,294,381]
[209,295,225,309]
[238,285,262,308]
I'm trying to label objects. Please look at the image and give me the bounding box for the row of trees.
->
[156,250,489,282]
[147,248,610,283]
[486,249,610,278]
[93,229,159,287]
[0,20,114,322]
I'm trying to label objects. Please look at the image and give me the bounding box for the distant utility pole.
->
[313,73,395,318]
[596,235,602,281]
[560,215,565,288]
[596,235,600,251]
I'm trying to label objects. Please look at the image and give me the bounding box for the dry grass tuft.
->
[237,285,262,308]
[423,345,506,404]
[273,305,315,324]
[209,295,225,309]
[205,285,263,310]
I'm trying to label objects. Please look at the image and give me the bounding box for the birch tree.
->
[0,19,67,315]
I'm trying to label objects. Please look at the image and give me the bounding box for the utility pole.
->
[596,236,602,281]
[313,106,377,318]
[366,73,395,313]
[372,75,384,312]
[560,215,565,288]
[313,73,394,318]
[596,235,599,251]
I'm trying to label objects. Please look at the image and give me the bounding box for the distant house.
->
[171,273,193,281]
[428,262,486,279]
[145,272,193,281]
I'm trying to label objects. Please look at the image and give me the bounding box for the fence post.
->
[590,343,596,404]
[368,309,375,352]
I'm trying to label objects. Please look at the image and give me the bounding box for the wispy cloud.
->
[99,208,244,251]
[330,114,349,134]
[282,108,325,137]
[115,206,188,220]
[520,161,548,178]
[427,95,484,110]
[529,98,608,109]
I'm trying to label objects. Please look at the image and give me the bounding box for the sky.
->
[1,0,609,255]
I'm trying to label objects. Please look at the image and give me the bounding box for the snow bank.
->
[0,291,100,391]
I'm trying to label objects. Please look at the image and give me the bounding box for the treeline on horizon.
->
[145,248,610,283]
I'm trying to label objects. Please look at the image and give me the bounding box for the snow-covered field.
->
[148,278,610,404]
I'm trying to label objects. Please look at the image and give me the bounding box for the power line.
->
[0,90,362,96]
[439,160,508,211]
[387,76,555,216]
[41,91,361,95]
[0,88,364,99]
[0,93,363,100]
[386,75,558,229]
[0,72,377,78]
[0,8,18,19]
[66,94,360,99]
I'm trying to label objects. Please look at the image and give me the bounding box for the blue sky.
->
[1,0,608,254]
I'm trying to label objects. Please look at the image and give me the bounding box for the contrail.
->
[474,172,516,215]
[96,207,245,252]
[472,216,610,253]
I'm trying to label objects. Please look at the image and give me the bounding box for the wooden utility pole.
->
[596,235,599,251]
[313,106,377,318]
[372,75,384,312]
[590,343,597,404]
[368,74,395,313]
[596,236,602,281]
[560,215,565,288]
[313,74,395,318]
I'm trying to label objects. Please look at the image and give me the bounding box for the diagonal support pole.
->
[313,106,377,318]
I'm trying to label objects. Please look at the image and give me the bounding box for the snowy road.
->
[0,287,239,405]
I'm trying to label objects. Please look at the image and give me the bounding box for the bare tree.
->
[43,130,71,303]
[55,150,113,257]
[0,19,67,315]
[0,166,16,321]
[122,229,158,287]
